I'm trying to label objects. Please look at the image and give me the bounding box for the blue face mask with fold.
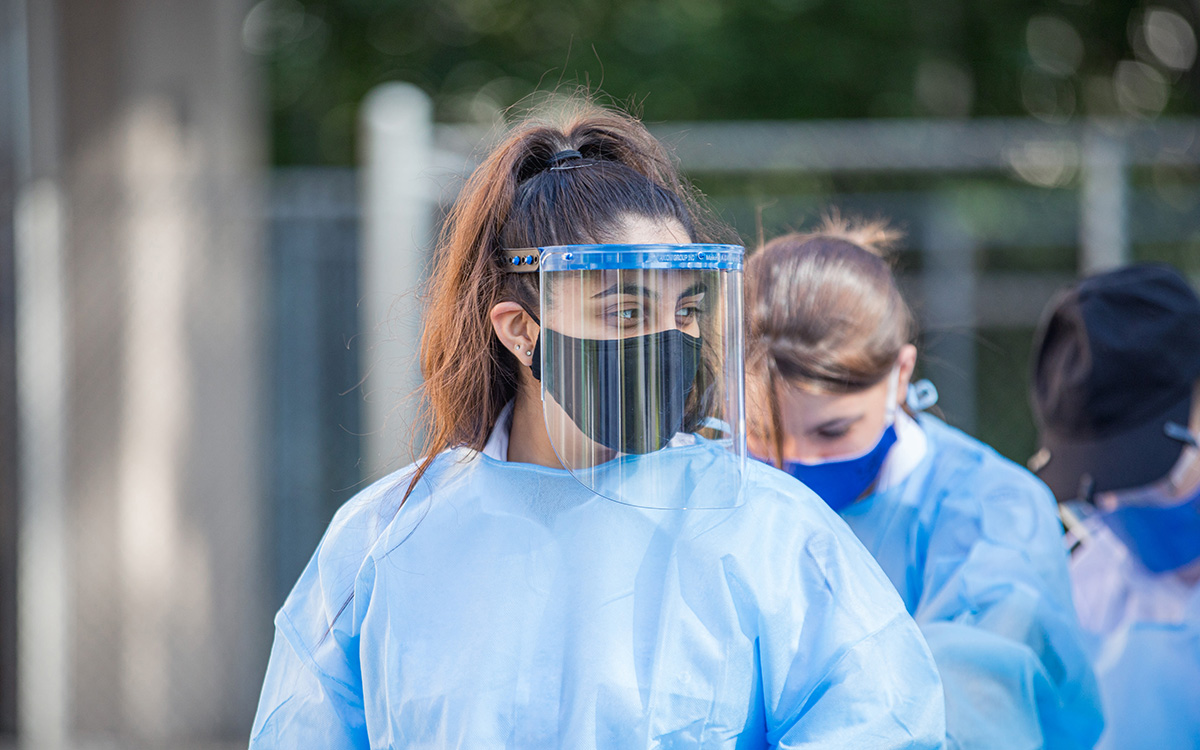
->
[1103,493,1200,573]
[778,426,899,512]
[762,369,904,513]
[1099,434,1200,573]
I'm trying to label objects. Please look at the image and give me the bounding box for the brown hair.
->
[407,99,728,498]
[745,214,914,465]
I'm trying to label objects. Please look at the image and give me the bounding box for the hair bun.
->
[813,211,903,258]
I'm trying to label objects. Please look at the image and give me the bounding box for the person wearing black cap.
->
[1030,262,1200,750]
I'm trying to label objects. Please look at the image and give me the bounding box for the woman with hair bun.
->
[248,105,944,748]
[745,216,1104,750]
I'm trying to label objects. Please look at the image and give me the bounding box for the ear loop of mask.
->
[884,364,900,425]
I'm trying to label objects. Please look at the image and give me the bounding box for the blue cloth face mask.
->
[762,368,901,513]
[1099,434,1200,573]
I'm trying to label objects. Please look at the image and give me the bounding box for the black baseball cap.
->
[1030,263,1200,502]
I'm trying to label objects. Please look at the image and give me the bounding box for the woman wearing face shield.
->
[745,217,1103,750]
[1030,264,1200,749]
[248,104,945,749]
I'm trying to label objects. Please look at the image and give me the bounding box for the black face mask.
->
[530,328,703,454]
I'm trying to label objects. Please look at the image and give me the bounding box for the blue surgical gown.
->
[838,415,1103,750]
[1070,518,1200,749]
[250,440,945,748]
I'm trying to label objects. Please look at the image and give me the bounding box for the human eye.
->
[675,295,707,324]
[606,302,644,329]
[815,424,851,440]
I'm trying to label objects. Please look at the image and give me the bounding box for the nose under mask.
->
[531,327,703,455]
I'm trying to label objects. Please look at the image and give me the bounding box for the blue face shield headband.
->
[1097,423,1200,573]
[764,368,902,513]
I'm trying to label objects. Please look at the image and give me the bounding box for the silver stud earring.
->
[525,350,533,357]
[515,344,522,351]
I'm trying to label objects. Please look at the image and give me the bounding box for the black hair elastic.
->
[547,149,585,171]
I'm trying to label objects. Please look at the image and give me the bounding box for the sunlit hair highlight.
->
[407,97,728,499]
[745,214,913,465]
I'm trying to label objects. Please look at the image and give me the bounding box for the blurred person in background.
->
[745,217,1104,750]
[1029,263,1200,750]
[248,102,945,748]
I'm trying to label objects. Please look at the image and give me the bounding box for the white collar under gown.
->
[250,404,946,749]
[839,413,1104,750]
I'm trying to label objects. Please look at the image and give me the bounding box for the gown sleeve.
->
[751,494,947,749]
[249,482,394,749]
[248,612,368,749]
[913,458,1103,750]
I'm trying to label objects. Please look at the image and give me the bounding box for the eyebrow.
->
[807,414,863,435]
[592,283,659,300]
[678,282,707,300]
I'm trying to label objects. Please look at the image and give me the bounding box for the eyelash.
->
[816,426,851,440]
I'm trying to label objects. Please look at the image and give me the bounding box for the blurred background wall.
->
[5,0,267,746]
[2,0,1200,746]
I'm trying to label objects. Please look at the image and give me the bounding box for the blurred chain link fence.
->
[266,168,363,608]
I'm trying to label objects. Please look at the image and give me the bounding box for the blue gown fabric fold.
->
[250,442,945,749]
[839,415,1104,750]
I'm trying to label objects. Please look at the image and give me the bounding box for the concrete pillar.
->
[0,0,25,737]
[360,83,434,477]
[16,0,268,743]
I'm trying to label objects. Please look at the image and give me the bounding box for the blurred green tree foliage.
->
[250,0,1200,166]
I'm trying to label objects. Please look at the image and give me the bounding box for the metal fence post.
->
[920,194,978,434]
[1080,126,1130,274]
[360,83,434,478]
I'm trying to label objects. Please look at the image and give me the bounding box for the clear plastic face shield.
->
[507,244,746,509]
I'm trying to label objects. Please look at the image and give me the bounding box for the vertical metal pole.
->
[1080,127,1129,274]
[360,83,433,477]
[921,194,978,434]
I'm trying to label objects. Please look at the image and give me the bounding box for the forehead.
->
[778,378,886,417]
[548,268,704,299]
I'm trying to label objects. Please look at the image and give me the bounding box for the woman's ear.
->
[896,343,918,397]
[490,301,540,368]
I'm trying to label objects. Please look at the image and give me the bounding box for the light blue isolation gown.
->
[250,408,945,749]
[1070,517,1200,749]
[838,414,1103,750]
